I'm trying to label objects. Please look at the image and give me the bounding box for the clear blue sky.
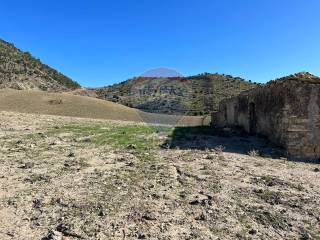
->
[1,0,320,87]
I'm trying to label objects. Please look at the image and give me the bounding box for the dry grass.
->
[0,111,319,240]
[0,89,205,126]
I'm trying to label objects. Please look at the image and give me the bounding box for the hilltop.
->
[0,39,80,91]
[89,73,258,115]
[271,72,320,84]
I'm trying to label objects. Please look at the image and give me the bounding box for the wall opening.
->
[249,102,257,134]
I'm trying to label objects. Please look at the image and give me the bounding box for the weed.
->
[246,206,287,230]
[248,149,260,157]
[214,145,225,153]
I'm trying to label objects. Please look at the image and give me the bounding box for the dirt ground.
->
[0,89,207,126]
[0,111,319,240]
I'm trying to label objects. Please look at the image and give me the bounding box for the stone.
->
[212,73,320,162]
[42,230,63,240]
[20,162,34,169]
[67,152,75,157]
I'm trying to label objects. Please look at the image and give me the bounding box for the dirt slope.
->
[0,89,205,126]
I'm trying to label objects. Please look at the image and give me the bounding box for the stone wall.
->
[212,76,320,162]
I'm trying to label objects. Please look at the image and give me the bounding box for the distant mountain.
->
[90,73,258,115]
[141,68,183,78]
[0,39,80,91]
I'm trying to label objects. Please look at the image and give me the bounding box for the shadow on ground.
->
[164,126,285,159]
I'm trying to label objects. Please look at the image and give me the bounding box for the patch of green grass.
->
[251,175,304,191]
[48,123,172,152]
[254,189,282,205]
[246,206,287,230]
[25,173,50,184]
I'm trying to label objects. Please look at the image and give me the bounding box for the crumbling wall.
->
[281,81,320,161]
[213,79,320,162]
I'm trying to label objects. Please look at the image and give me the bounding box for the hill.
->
[0,89,206,126]
[0,38,256,116]
[90,73,258,115]
[0,39,80,91]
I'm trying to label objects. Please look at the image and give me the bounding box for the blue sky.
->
[1,0,320,87]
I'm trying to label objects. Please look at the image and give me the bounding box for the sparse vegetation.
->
[0,39,80,90]
[0,112,319,239]
[93,73,258,115]
[248,149,260,157]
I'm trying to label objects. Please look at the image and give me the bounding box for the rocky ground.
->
[0,111,319,240]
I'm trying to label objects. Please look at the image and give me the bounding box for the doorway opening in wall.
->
[249,102,257,134]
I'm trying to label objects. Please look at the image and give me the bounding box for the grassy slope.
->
[0,89,206,126]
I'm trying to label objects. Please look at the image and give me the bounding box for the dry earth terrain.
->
[0,89,207,126]
[0,111,319,239]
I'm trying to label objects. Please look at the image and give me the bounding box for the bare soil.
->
[0,111,319,240]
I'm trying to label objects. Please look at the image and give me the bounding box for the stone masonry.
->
[212,72,320,162]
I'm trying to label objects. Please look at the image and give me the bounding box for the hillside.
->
[0,39,80,91]
[0,38,256,116]
[91,73,258,115]
[0,89,206,126]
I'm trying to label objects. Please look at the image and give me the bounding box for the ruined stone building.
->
[212,72,320,162]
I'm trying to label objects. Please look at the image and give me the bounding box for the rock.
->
[64,160,73,167]
[314,168,320,172]
[195,212,208,221]
[142,212,157,221]
[7,199,16,206]
[126,161,134,167]
[6,232,14,237]
[126,144,137,150]
[20,162,34,169]
[189,200,201,205]
[67,152,75,157]
[249,229,257,235]
[137,233,146,239]
[55,223,83,239]
[42,230,63,240]
[116,157,126,162]
[82,137,91,143]
[98,209,105,217]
